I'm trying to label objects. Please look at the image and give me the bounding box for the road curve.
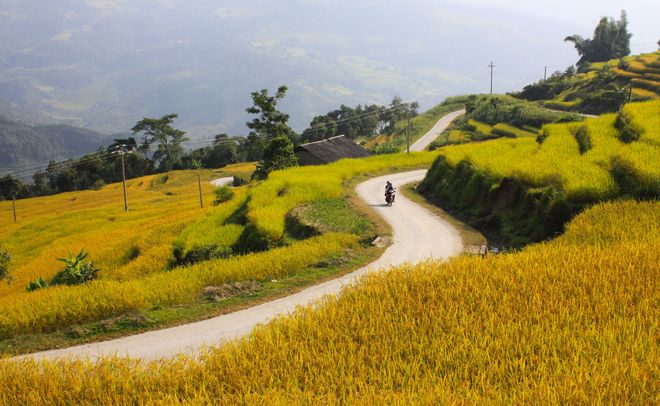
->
[23,170,463,362]
[410,109,465,151]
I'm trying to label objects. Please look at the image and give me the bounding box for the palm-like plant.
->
[52,249,99,286]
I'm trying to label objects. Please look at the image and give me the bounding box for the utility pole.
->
[488,61,495,94]
[12,196,16,222]
[119,145,128,211]
[406,112,411,154]
[544,66,547,81]
[197,174,204,208]
[628,82,633,102]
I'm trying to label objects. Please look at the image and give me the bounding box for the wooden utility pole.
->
[628,83,633,102]
[197,174,204,208]
[406,113,411,154]
[12,196,16,222]
[120,145,128,211]
[488,61,495,94]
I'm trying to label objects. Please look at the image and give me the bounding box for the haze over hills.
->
[0,0,587,136]
[0,0,657,176]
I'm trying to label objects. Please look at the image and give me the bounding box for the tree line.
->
[300,96,419,144]
[0,86,417,200]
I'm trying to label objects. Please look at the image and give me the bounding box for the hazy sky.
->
[457,0,659,53]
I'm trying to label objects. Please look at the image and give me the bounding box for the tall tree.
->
[565,10,632,69]
[131,114,189,171]
[613,10,632,58]
[245,85,298,179]
[245,85,293,143]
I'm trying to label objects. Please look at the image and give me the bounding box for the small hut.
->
[295,135,371,166]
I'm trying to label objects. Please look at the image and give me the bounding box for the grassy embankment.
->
[524,51,660,113]
[0,198,656,404]
[420,99,660,246]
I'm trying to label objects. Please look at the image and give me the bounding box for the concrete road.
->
[410,109,465,151]
[210,177,234,187]
[23,170,462,361]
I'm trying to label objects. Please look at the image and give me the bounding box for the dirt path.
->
[410,109,465,151]
[24,170,463,361]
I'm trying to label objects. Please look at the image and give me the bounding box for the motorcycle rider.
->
[385,181,395,204]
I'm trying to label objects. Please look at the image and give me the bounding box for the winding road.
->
[24,111,465,362]
[410,108,466,152]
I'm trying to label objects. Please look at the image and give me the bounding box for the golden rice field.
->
[0,154,441,337]
[1,199,656,404]
[246,151,441,241]
[590,51,660,100]
[439,100,660,200]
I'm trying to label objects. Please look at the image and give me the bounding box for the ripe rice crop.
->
[491,123,538,138]
[0,232,357,337]
[632,87,659,100]
[0,153,438,336]
[438,101,659,200]
[0,170,221,295]
[172,188,248,263]
[246,152,441,241]
[0,200,656,404]
[619,99,660,147]
[467,119,493,135]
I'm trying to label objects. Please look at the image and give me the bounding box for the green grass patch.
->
[292,198,374,239]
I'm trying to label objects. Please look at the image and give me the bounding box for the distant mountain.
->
[0,114,113,179]
[0,0,583,140]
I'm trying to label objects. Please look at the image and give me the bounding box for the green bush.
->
[370,142,400,155]
[51,249,100,286]
[26,277,48,292]
[232,176,246,187]
[0,248,10,281]
[213,186,235,206]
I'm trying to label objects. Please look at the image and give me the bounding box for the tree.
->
[246,85,293,143]
[612,10,632,58]
[132,114,189,171]
[0,175,24,200]
[251,136,298,180]
[565,10,632,69]
[245,85,297,177]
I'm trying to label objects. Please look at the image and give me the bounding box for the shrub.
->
[232,175,246,187]
[213,186,235,206]
[51,249,100,286]
[0,248,10,281]
[25,277,48,292]
[370,142,400,155]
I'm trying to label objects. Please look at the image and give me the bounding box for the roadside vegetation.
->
[1,199,656,404]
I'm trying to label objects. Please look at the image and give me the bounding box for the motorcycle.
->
[385,188,396,206]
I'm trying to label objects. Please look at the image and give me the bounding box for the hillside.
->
[420,99,660,245]
[516,51,660,114]
[0,114,113,179]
